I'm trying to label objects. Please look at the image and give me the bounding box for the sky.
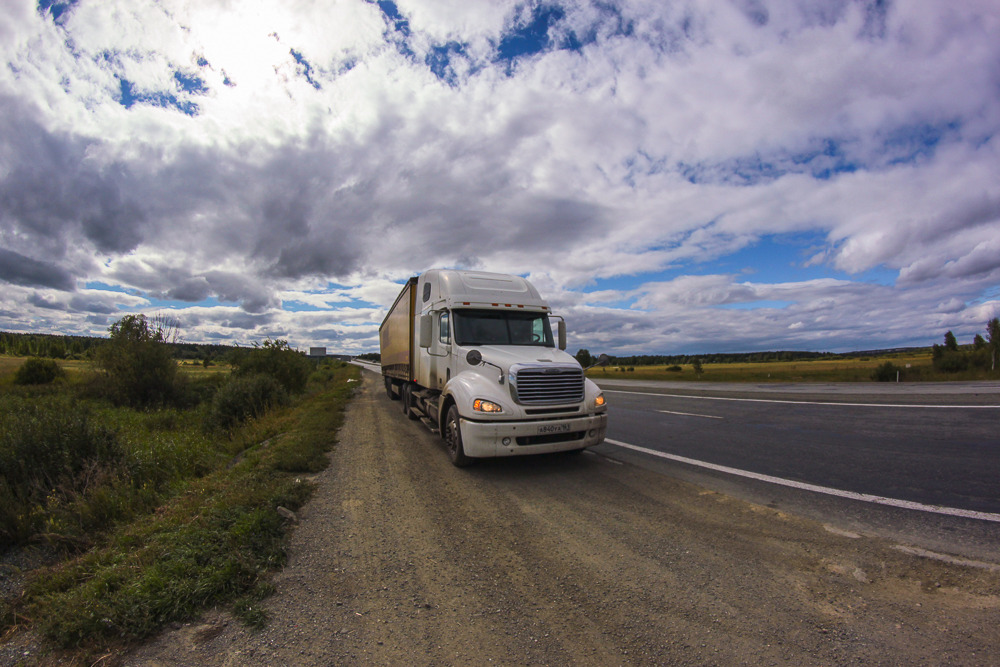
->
[1,0,998,356]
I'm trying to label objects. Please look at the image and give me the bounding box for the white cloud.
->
[1,0,999,353]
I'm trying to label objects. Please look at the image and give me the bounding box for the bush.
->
[207,374,289,432]
[871,361,900,382]
[13,358,64,385]
[666,365,683,372]
[0,396,124,547]
[230,340,312,394]
[94,315,178,407]
[934,350,969,373]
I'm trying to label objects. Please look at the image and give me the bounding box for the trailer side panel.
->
[379,277,417,381]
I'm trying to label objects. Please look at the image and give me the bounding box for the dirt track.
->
[126,370,1000,665]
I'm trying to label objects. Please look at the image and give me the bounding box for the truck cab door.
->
[427,310,452,390]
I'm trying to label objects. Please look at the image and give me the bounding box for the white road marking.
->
[604,389,1000,409]
[604,438,1000,523]
[892,545,1000,572]
[657,410,722,419]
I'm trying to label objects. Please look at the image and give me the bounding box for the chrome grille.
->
[511,366,584,405]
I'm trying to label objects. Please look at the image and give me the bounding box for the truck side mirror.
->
[584,354,611,370]
[466,350,483,365]
[419,314,433,348]
[558,321,567,350]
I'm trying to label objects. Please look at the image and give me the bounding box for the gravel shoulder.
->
[125,371,1000,665]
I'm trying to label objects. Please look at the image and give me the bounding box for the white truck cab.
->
[380,270,608,466]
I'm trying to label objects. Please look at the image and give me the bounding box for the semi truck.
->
[379,269,608,466]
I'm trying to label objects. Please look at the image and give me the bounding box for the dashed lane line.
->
[657,410,723,419]
[604,438,1000,523]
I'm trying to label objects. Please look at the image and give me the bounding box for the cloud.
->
[1,0,998,353]
[0,248,76,290]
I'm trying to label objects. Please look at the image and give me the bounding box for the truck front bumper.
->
[459,412,608,458]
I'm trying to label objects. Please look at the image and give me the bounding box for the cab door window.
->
[439,311,451,345]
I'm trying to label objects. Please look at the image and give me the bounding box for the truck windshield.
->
[452,309,554,347]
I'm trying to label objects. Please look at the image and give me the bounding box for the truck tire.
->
[402,384,420,421]
[385,376,400,400]
[443,404,472,467]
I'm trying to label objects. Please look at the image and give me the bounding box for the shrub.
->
[0,396,124,547]
[230,340,311,394]
[207,374,288,432]
[94,314,178,407]
[13,358,64,385]
[934,350,969,373]
[666,365,683,372]
[871,361,900,382]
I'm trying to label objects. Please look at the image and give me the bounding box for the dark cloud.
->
[0,96,148,255]
[85,314,109,326]
[165,277,211,302]
[28,292,67,310]
[218,311,275,330]
[68,294,120,314]
[0,248,75,290]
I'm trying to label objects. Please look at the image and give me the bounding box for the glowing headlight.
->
[594,393,606,408]
[473,398,503,413]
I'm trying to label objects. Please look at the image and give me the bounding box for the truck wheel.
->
[402,384,420,421]
[443,405,472,467]
[385,377,400,401]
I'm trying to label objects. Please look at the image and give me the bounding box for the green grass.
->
[0,357,359,659]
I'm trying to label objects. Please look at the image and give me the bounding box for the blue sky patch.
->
[375,0,410,36]
[882,121,960,165]
[37,0,77,23]
[290,49,322,89]
[118,77,199,115]
[497,5,565,64]
[426,42,468,85]
[174,70,208,95]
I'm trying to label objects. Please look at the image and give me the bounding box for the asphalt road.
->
[592,378,1000,561]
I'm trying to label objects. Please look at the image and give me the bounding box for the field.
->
[0,356,230,382]
[0,352,359,662]
[589,350,996,382]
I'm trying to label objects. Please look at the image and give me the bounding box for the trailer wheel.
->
[443,405,472,467]
[384,376,400,400]
[402,384,420,420]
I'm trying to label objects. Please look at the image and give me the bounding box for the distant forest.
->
[595,348,929,367]
[0,331,236,362]
[347,348,932,367]
[0,330,947,367]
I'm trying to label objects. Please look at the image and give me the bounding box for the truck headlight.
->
[473,398,504,413]
[594,393,606,408]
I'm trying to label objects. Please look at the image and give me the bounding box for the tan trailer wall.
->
[379,277,417,381]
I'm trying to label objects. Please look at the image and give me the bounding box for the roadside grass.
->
[0,358,358,658]
[590,352,997,382]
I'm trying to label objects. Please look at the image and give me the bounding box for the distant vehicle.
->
[379,270,608,466]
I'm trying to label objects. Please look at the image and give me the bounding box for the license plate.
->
[537,423,571,435]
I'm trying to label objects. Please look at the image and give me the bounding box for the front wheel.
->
[443,405,472,467]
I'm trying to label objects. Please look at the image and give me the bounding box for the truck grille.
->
[511,366,584,405]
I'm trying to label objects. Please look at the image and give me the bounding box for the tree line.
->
[1,330,236,362]
[932,317,1000,373]
[575,316,1000,374]
[575,349,841,368]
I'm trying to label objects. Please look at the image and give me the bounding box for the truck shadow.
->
[454,450,603,479]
